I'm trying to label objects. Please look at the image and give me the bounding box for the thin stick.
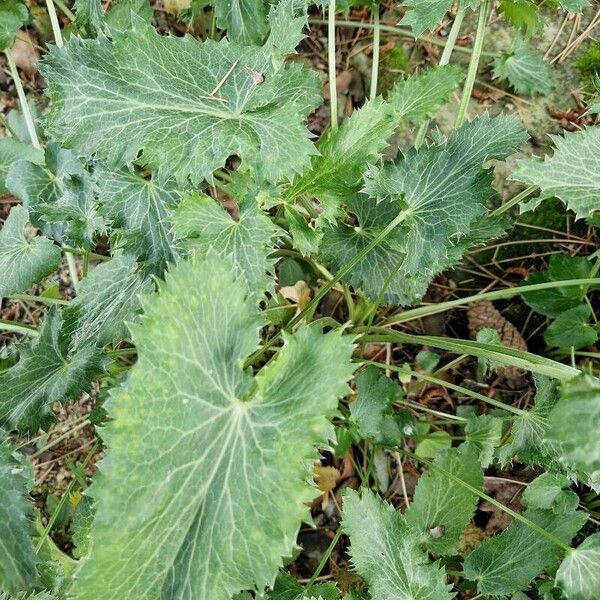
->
[45,0,64,47]
[490,185,538,217]
[308,18,497,57]
[380,278,600,326]
[328,0,338,129]
[415,4,466,146]
[65,248,80,289]
[208,58,240,97]
[454,0,490,128]
[305,526,343,590]
[52,0,76,21]
[5,52,40,148]
[370,3,380,99]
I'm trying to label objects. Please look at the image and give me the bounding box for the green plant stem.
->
[308,18,497,57]
[64,248,80,289]
[245,210,409,367]
[397,447,572,551]
[4,51,40,148]
[8,293,69,306]
[365,360,528,417]
[328,0,338,130]
[305,526,343,590]
[380,278,600,326]
[454,0,490,128]
[399,398,468,422]
[490,185,538,217]
[35,441,99,553]
[360,328,580,380]
[370,3,380,99]
[45,0,64,47]
[415,4,466,147]
[52,0,75,21]
[440,5,466,65]
[0,319,38,336]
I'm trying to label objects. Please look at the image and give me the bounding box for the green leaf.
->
[70,494,95,559]
[172,193,279,301]
[405,445,483,556]
[558,0,589,11]
[556,533,600,600]
[342,488,453,600]
[264,571,339,600]
[63,252,152,350]
[320,194,427,306]
[522,473,579,515]
[40,20,321,186]
[0,205,62,298]
[103,0,152,32]
[0,431,37,593]
[96,166,180,273]
[545,374,600,476]
[388,65,463,122]
[364,113,527,277]
[463,509,586,596]
[213,0,269,45]
[0,0,28,51]
[493,37,555,96]
[521,255,598,317]
[465,414,503,468]
[399,0,452,38]
[415,430,452,458]
[0,308,105,432]
[498,0,542,33]
[0,137,43,195]
[544,304,598,349]
[286,66,462,221]
[512,127,600,220]
[74,0,104,32]
[6,144,101,247]
[350,365,403,445]
[71,254,355,599]
[0,593,55,600]
[497,374,561,467]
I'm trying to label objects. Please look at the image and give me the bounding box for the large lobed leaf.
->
[463,508,586,596]
[512,127,600,219]
[364,113,527,277]
[493,37,555,96]
[40,17,321,185]
[545,374,600,477]
[556,533,600,600]
[171,193,280,301]
[63,252,152,350]
[342,489,453,600]
[0,309,105,432]
[213,0,269,45]
[0,432,38,593]
[400,0,478,38]
[405,445,483,556]
[95,166,180,273]
[71,254,355,599]
[0,205,61,298]
[0,0,28,51]
[285,66,462,221]
[320,114,524,306]
[0,137,43,195]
